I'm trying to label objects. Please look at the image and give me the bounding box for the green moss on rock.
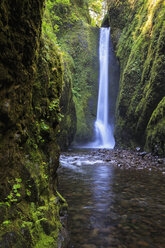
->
[59,23,99,142]
[46,0,99,143]
[0,0,68,246]
[145,97,165,155]
[108,0,165,155]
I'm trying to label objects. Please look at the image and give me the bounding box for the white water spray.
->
[93,27,115,148]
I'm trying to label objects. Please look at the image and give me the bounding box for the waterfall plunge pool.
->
[58,149,165,248]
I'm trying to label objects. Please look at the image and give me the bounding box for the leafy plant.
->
[26,189,31,197]
[5,178,22,204]
[49,99,59,111]
[40,120,49,131]
[2,220,11,226]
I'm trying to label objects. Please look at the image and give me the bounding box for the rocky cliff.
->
[106,0,165,155]
[47,0,100,143]
[0,1,68,247]
[58,23,99,143]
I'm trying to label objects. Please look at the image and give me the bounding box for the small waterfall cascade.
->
[94,27,115,148]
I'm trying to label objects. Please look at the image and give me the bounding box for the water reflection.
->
[91,165,114,213]
[58,150,165,248]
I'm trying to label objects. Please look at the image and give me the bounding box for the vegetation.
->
[0,0,67,246]
[0,0,164,247]
[58,23,99,141]
[0,0,100,246]
[107,0,165,155]
[45,0,100,142]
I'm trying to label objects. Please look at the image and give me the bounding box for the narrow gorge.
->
[0,0,164,247]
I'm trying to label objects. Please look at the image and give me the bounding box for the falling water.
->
[94,27,115,148]
[74,27,119,149]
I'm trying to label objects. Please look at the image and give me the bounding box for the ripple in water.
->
[58,150,165,248]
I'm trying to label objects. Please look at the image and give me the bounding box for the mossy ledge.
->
[0,0,68,247]
[107,0,165,155]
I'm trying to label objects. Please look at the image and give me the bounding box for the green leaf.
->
[16,178,22,183]
[3,220,11,226]
[13,184,21,190]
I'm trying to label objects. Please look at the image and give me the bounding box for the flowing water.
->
[94,27,115,149]
[58,149,165,248]
[86,27,119,149]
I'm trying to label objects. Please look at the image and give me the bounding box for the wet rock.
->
[58,227,69,248]
[137,240,149,247]
[139,152,147,158]
[158,158,163,164]
[120,200,130,208]
[110,213,119,221]
[91,228,99,237]
[82,244,97,248]
[105,158,111,162]
[136,147,141,152]
[121,214,127,221]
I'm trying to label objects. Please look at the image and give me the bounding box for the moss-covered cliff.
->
[59,24,99,142]
[47,0,99,143]
[0,1,68,247]
[58,60,77,150]
[106,0,165,155]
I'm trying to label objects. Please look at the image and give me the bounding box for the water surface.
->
[58,150,165,248]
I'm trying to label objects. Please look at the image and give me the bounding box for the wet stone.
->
[137,240,150,247]
[82,244,97,248]
[120,200,130,208]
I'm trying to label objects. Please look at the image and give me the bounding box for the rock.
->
[139,152,147,158]
[136,147,141,152]
[157,158,163,164]
[121,214,127,221]
[137,240,149,247]
[120,200,130,208]
[82,244,97,248]
[105,159,111,162]
[91,228,99,237]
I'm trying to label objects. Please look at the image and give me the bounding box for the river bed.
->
[58,149,165,248]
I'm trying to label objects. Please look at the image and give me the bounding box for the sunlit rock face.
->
[106,0,165,155]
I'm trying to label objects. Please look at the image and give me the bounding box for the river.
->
[58,149,165,248]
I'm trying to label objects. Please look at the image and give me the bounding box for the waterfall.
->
[75,27,119,149]
[94,27,115,148]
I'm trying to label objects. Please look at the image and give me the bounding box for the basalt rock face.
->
[0,1,67,247]
[107,0,165,155]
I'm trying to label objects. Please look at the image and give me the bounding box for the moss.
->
[58,22,99,142]
[44,0,99,144]
[35,233,55,248]
[145,97,165,156]
[108,0,165,152]
[0,0,67,247]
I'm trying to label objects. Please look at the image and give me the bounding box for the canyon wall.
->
[0,1,68,247]
[106,0,165,155]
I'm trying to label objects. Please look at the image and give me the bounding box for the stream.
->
[58,149,165,248]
